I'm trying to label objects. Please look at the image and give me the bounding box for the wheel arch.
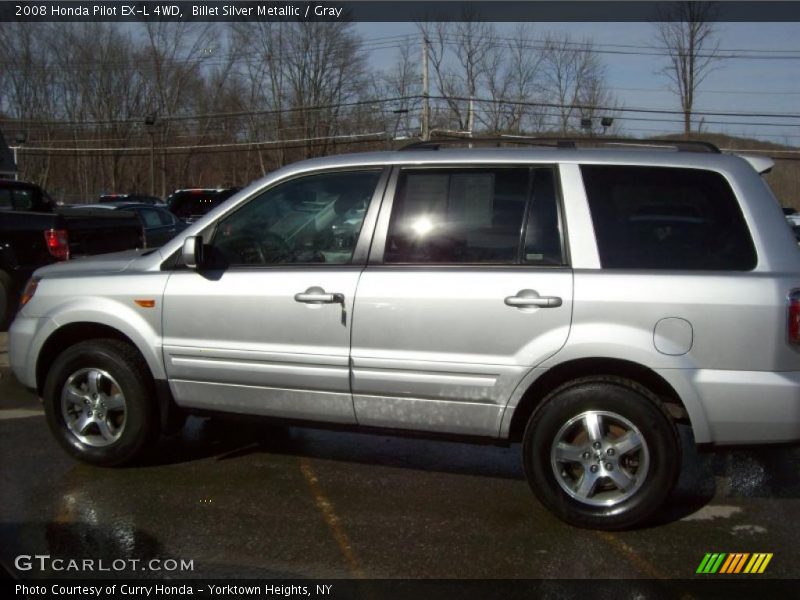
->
[505,357,694,443]
[35,322,180,431]
[36,323,135,395]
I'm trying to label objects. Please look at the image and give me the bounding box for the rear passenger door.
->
[350,166,573,436]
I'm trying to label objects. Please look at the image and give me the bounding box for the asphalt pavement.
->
[1,331,799,581]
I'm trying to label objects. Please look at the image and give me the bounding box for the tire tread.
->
[43,338,159,466]
[523,375,681,530]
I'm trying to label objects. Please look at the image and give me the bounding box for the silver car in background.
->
[9,140,800,529]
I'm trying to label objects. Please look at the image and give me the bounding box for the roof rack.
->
[399,136,721,154]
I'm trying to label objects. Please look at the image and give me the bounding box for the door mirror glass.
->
[182,236,204,270]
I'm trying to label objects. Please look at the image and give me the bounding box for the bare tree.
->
[230,21,290,172]
[476,31,512,134]
[138,21,222,193]
[418,14,496,133]
[231,21,367,162]
[380,38,421,139]
[0,23,60,186]
[541,34,608,134]
[53,23,147,196]
[478,24,546,135]
[654,1,720,136]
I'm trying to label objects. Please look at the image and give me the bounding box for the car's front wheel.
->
[43,339,159,466]
[522,376,681,530]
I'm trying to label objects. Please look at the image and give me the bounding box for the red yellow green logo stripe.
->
[696,553,773,574]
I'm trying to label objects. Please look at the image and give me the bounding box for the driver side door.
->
[161,168,387,423]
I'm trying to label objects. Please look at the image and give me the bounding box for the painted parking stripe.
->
[0,409,44,420]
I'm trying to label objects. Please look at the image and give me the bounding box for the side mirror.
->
[181,236,204,270]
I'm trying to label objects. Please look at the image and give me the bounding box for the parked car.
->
[98,193,163,206]
[1,177,56,212]
[0,179,143,326]
[74,202,188,248]
[166,187,240,223]
[9,140,800,529]
[785,211,800,227]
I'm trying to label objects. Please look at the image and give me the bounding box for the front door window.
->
[212,170,382,266]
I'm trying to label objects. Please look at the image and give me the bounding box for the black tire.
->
[43,339,160,466]
[522,376,681,530]
[0,270,13,330]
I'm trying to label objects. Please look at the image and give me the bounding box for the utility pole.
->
[421,37,430,141]
[12,132,26,181]
[161,127,166,199]
[145,113,157,196]
[11,146,19,181]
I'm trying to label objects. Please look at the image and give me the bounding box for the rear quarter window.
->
[581,165,756,270]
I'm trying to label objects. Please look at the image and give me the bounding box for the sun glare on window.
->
[411,216,435,236]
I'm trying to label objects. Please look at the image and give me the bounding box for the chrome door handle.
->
[505,290,562,308]
[294,286,344,304]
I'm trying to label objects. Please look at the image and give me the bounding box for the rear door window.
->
[385,168,527,264]
[581,165,756,270]
[0,187,36,210]
[138,208,163,228]
[523,169,565,265]
[12,188,34,210]
[155,208,175,226]
[384,167,565,266]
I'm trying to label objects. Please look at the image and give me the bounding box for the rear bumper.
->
[659,368,800,444]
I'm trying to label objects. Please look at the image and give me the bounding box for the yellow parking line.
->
[595,532,698,599]
[299,458,365,578]
[595,531,670,580]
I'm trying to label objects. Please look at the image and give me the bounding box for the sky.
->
[360,21,800,143]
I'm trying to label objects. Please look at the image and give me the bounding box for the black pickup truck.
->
[1,179,143,326]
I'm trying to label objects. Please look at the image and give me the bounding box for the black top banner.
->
[2,1,800,23]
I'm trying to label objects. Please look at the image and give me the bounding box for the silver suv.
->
[9,140,800,529]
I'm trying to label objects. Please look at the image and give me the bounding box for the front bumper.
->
[8,315,52,390]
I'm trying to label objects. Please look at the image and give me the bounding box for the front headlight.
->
[19,277,39,309]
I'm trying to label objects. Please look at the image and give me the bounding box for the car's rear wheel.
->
[43,339,159,466]
[522,376,680,530]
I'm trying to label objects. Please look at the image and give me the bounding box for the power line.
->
[5,28,800,75]
[620,125,800,140]
[424,98,800,129]
[0,32,418,73]
[0,96,418,126]
[18,133,390,158]
[438,31,800,61]
[439,30,800,56]
[17,131,388,153]
[612,86,800,96]
[5,94,800,129]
